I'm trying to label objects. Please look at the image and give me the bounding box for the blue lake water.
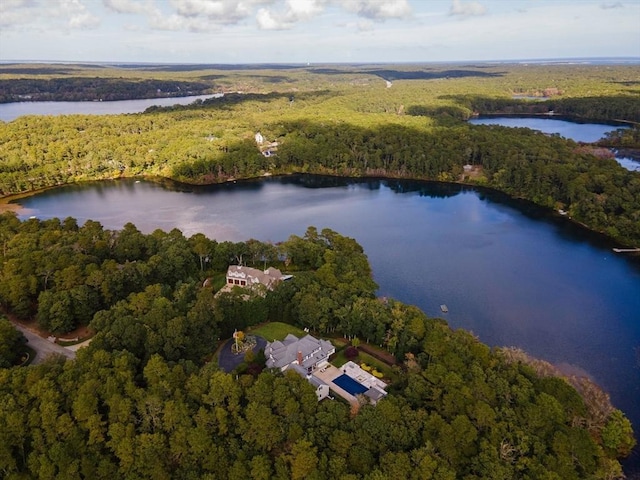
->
[0,94,220,122]
[13,176,640,473]
[616,156,640,172]
[469,116,627,143]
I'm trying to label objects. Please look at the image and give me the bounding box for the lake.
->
[0,94,221,122]
[13,175,640,472]
[468,116,626,143]
[469,116,639,172]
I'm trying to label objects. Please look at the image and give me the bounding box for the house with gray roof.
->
[265,333,335,374]
[225,265,291,292]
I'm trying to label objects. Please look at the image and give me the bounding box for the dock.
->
[612,248,640,253]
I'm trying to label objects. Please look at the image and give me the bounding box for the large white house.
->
[265,333,335,374]
[225,265,290,291]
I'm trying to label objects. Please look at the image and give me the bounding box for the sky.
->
[0,0,639,64]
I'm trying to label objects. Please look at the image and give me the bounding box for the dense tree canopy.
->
[0,216,635,479]
[0,317,24,368]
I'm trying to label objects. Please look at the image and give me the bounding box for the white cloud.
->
[285,0,326,21]
[600,2,623,9]
[256,7,289,29]
[103,0,151,14]
[343,0,412,20]
[0,0,100,29]
[169,0,251,20]
[0,0,39,27]
[59,0,100,29]
[450,0,486,17]
[256,0,327,30]
[68,12,101,29]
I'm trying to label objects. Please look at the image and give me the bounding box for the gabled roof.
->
[226,265,285,290]
[265,334,334,370]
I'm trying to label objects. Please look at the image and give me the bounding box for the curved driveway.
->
[218,336,267,373]
[12,323,76,364]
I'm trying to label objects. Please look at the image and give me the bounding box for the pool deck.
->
[312,365,359,407]
[341,361,388,391]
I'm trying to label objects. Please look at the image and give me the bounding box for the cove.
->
[13,175,640,471]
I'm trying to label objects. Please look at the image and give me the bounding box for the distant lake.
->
[469,116,639,172]
[13,175,640,473]
[0,94,221,122]
[615,156,640,172]
[469,116,627,143]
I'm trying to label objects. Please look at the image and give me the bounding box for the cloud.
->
[256,7,287,29]
[169,0,252,22]
[61,0,100,29]
[343,0,412,20]
[1,0,100,29]
[0,0,39,27]
[256,0,327,30]
[600,2,623,9]
[103,0,151,14]
[450,0,486,17]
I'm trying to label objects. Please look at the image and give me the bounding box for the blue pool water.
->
[333,374,368,395]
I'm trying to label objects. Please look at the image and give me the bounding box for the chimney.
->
[297,350,303,364]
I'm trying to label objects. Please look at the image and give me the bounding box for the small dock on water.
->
[612,248,640,253]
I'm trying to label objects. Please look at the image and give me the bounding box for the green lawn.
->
[247,322,308,341]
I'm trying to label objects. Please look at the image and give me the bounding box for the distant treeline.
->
[0,78,211,103]
[443,95,640,124]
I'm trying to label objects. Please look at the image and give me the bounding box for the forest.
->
[0,78,211,103]
[0,215,635,479]
[1,62,639,246]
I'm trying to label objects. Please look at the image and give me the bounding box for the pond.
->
[12,175,640,474]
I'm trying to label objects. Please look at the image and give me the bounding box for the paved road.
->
[12,323,76,364]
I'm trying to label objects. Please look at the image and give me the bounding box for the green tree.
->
[0,318,24,367]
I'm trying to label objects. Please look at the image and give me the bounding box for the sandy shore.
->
[0,201,25,214]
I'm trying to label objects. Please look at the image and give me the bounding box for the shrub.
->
[344,346,359,360]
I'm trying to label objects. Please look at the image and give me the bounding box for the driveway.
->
[217,335,267,373]
[12,323,76,364]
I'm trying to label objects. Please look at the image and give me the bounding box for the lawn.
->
[247,322,308,341]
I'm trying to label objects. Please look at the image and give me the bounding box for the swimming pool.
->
[333,374,368,395]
